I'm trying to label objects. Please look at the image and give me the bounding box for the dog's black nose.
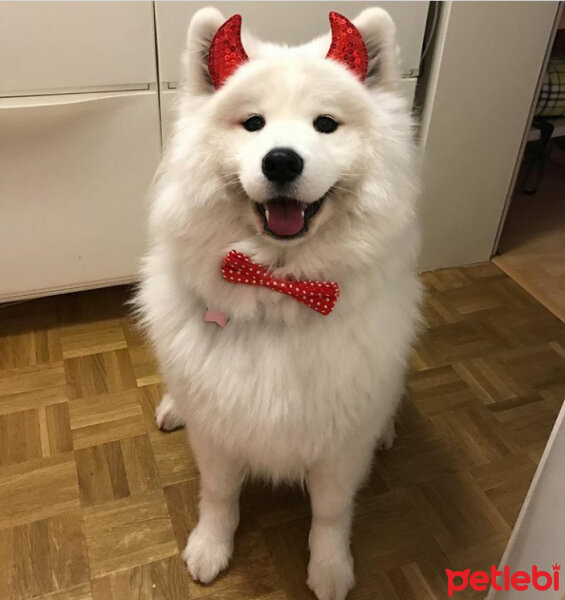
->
[262,148,304,183]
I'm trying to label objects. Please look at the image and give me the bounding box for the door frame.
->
[491,2,564,257]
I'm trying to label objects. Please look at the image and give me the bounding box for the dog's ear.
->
[182,7,226,95]
[352,8,399,90]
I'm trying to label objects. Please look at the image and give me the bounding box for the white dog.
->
[137,7,421,600]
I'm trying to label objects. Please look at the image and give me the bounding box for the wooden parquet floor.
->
[0,262,564,600]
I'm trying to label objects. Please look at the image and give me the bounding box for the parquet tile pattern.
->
[0,263,564,599]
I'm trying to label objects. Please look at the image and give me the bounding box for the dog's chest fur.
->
[141,248,419,480]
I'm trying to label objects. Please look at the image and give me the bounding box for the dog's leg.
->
[183,432,245,584]
[306,448,372,600]
[155,393,184,431]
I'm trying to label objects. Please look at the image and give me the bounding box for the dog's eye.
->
[242,115,265,132]
[313,115,339,134]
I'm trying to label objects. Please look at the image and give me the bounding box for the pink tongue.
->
[266,200,305,237]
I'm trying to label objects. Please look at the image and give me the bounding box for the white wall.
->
[418,1,559,271]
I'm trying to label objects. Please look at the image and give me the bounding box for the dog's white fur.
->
[137,8,421,600]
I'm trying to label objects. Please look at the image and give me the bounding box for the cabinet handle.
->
[0,90,151,111]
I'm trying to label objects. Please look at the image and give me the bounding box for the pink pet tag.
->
[204,308,229,328]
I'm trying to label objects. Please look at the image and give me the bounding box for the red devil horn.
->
[326,12,368,81]
[208,14,249,89]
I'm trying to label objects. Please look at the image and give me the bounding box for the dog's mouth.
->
[254,196,326,240]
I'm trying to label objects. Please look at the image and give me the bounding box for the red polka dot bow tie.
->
[221,250,340,316]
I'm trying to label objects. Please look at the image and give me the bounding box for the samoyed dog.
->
[137,7,420,600]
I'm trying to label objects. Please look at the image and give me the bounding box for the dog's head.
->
[159,7,417,278]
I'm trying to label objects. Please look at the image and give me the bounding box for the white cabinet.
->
[0,1,156,95]
[418,1,559,270]
[0,1,161,301]
[0,92,161,301]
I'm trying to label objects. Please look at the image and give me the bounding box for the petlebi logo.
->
[446,564,560,596]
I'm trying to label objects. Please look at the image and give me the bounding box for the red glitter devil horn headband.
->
[208,12,367,90]
[208,14,249,89]
[326,12,368,82]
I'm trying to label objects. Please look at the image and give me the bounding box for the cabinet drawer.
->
[0,91,161,300]
[0,1,156,95]
[161,89,177,147]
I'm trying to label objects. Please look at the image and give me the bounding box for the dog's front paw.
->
[307,554,354,600]
[155,393,184,431]
[182,526,233,584]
